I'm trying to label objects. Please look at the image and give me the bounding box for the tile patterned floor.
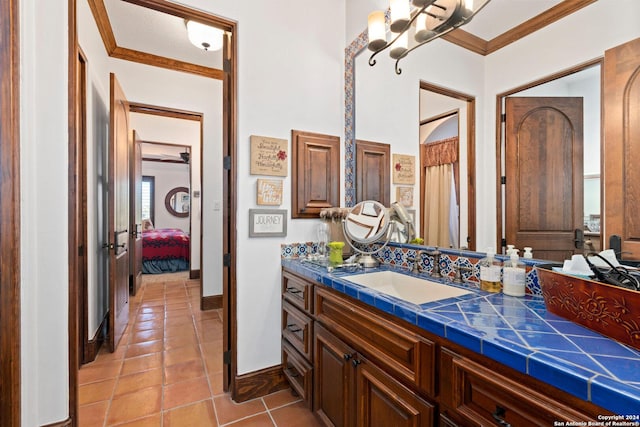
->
[78,273,322,427]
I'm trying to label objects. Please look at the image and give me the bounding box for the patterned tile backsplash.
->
[281,241,552,296]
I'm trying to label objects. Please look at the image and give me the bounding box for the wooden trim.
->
[440,0,597,56]
[129,102,203,121]
[485,0,597,55]
[495,58,603,249]
[111,46,224,80]
[0,0,21,424]
[419,81,476,251]
[189,269,201,280]
[84,312,108,364]
[233,365,289,403]
[141,157,185,164]
[420,109,459,126]
[122,0,236,31]
[86,0,116,53]
[41,418,72,427]
[201,294,222,310]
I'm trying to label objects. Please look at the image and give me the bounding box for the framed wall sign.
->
[250,135,288,176]
[393,154,415,184]
[396,186,414,207]
[249,209,287,237]
[256,179,283,205]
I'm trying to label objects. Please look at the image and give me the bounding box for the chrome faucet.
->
[426,248,442,278]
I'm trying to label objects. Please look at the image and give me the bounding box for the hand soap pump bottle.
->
[503,250,526,297]
[479,248,502,293]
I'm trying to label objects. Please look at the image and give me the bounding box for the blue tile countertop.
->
[282,258,640,416]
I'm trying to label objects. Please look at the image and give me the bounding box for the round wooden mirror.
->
[165,186,190,218]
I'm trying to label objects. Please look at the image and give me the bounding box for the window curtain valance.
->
[421,137,459,167]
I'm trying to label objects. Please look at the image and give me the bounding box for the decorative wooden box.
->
[536,265,640,351]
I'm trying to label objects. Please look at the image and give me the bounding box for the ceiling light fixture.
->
[186,20,224,51]
[368,0,491,74]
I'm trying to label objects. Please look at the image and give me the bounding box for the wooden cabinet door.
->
[604,37,640,259]
[356,139,390,205]
[292,130,340,218]
[505,96,584,262]
[356,357,434,427]
[314,324,355,427]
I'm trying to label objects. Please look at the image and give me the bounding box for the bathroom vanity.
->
[281,258,640,426]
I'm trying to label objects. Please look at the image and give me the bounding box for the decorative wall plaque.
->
[393,154,415,184]
[396,186,414,207]
[250,135,288,176]
[256,179,283,206]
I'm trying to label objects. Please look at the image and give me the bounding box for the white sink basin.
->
[345,271,471,305]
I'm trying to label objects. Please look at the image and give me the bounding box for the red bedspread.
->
[142,228,190,262]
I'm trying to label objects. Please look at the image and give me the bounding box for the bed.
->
[142,228,190,274]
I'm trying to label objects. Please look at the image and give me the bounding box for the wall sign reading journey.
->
[249,209,287,237]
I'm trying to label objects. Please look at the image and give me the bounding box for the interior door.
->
[129,130,143,295]
[108,73,130,352]
[604,37,640,260]
[505,97,584,262]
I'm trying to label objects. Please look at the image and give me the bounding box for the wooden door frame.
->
[419,81,476,251]
[68,0,238,424]
[495,58,603,251]
[0,0,21,425]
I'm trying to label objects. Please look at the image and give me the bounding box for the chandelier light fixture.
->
[367,0,491,74]
[186,20,224,51]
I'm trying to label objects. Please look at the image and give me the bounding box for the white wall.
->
[142,161,190,230]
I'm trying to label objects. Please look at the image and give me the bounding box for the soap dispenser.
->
[479,248,502,293]
[503,250,526,297]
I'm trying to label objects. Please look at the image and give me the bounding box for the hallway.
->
[77,274,321,426]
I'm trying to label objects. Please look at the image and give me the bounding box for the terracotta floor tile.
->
[164,344,201,366]
[78,359,123,385]
[106,385,162,425]
[108,413,162,427]
[114,368,162,396]
[130,329,163,344]
[125,340,163,359]
[224,412,275,427]
[164,333,199,350]
[193,310,220,321]
[164,315,194,328]
[121,352,162,376]
[78,378,116,405]
[269,401,323,427]
[209,372,224,396]
[198,325,223,343]
[200,340,223,357]
[163,376,211,409]
[213,395,267,426]
[133,319,164,332]
[138,305,164,314]
[163,400,217,427]
[261,388,301,410]
[135,312,163,323]
[140,299,164,307]
[78,400,109,427]
[95,344,126,362]
[165,301,189,311]
[164,323,197,338]
[165,308,192,319]
[204,351,223,375]
[164,359,206,384]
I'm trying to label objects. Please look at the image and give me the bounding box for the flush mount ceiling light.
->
[368,0,491,74]
[186,20,224,51]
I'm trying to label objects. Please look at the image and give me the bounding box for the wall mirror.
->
[165,186,190,218]
[343,200,390,267]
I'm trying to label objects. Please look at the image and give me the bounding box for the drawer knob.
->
[287,324,302,333]
[286,287,302,294]
[492,406,511,427]
[352,359,361,367]
[343,353,352,361]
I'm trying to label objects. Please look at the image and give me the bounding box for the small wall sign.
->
[250,135,288,177]
[249,209,287,237]
[396,186,414,207]
[256,179,283,206]
[393,154,415,184]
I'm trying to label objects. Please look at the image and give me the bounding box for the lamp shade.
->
[367,11,387,51]
[390,0,410,32]
[389,31,408,59]
[186,20,223,51]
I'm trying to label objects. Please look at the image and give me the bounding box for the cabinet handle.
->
[352,359,361,367]
[343,353,352,361]
[286,368,299,378]
[286,324,302,333]
[491,406,511,427]
[286,287,302,294]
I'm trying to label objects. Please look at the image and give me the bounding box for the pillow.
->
[142,219,154,231]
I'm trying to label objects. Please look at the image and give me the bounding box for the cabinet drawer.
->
[282,269,313,314]
[445,353,596,426]
[282,299,313,362]
[315,286,435,396]
[282,339,313,408]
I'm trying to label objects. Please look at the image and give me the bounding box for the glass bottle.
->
[317,222,329,259]
[479,248,502,293]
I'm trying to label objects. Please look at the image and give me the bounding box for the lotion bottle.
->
[479,248,502,293]
[503,251,526,297]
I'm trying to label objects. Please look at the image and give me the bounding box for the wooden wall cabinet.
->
[291,130,340,218]
[355,139,390,205]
